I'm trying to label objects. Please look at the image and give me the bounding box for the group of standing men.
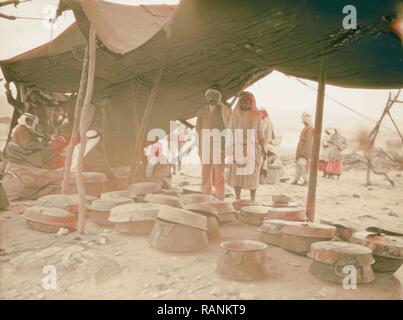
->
[195,87,348,202]
[196,88,274,202]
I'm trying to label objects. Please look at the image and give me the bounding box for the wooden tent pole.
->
[130,67,163,182]
[306,56,327,222]
[76,25,97,234]
[365,90,400,186]
[61,47,89,194]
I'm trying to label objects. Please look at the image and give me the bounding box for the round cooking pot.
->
[265,206,307,221]
[351,231,403,273]
[264,166,284,185]
[24,206,77,233]
[149,219,208,252]
[144,194,184,208]
[309,260,375,284]
[37,194,96,214]
[308,241,375,268]
[237,206,269,226]
[181,194,213,205]
[216,240,269,281]
[232,200,255,211]
[184,204,220,240]
[128,181,162,196]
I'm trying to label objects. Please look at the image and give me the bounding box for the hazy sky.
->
[0,0,402,149]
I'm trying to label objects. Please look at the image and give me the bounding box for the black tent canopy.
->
[1,0,402,167]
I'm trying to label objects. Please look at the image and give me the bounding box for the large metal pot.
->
[128,181,162,196]
[309,261,375,284]
[184,204,220,240]
[149,219,208,252]
[181,194,213,205]
[281,222,336,255]
[88,197,133,227]
[237,206,269,226]
[260,219,290,246]
[144,194,184,208]
[204,200,236,223]
[216,240,269,281]
[351,231,403,273]
[263,165,284,185]
[265,206,307,221]
[24,206,76,233]
[37,194,96,214]
[109,203,167,236]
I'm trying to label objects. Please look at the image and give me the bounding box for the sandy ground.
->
[0,164,402,300]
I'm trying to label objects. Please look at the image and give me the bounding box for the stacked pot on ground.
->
[351,231,403,273]
[109,203,169,235]
[216,240,270,281]
[23,206,77,233]
[149,206,208,252]
[307,241,375,284]
[203,200,236,223]
[127,181,162,202]
[183,203,220,240]
[37,194,97,215]
[260,220,336,255]
[87,197,134,227]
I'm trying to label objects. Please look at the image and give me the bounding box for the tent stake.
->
[76,25,97,234]
[306,56,327,222]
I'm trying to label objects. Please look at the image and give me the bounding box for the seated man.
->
[2,113,69,201]
[5,113,66,169]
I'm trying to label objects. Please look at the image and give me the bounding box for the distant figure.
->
[319,128,334,177]
[196,88,230,200]
[144,141,172,189]
[326,128,348,179]
[227,92,269,201]
[292,112,314,186]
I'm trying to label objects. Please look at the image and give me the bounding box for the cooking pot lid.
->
[241,206,269,215]
[272,194,291,203]
[128,181,162,195]
[308,241,374,267]
[181,194,213,205]
[265,201,298,208]
[144,194,184,208]
[101,190,135,200]
[157,207,208,231]
[38,194,96,208]
[351,231,403,259]
[260,219,296,234]
[24,206,76,225]
[183,203,218,216]
[220,240,267,252]
[204,200,235,214]
[109,203,168,223]
[266,206,305,213]
[281,222,336,239]
[89,197,134,211]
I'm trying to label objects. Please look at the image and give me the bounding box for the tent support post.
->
[129,67,163,183]
[61,46,89,194]
[76,25,97,234]
[306,56,327,222]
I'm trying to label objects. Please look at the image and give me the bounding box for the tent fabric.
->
[79,0,175,55]
[1,0,403,167]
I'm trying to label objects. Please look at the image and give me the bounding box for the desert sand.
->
[0,162,402,300]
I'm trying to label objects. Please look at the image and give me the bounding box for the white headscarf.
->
[301,112,313,126]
